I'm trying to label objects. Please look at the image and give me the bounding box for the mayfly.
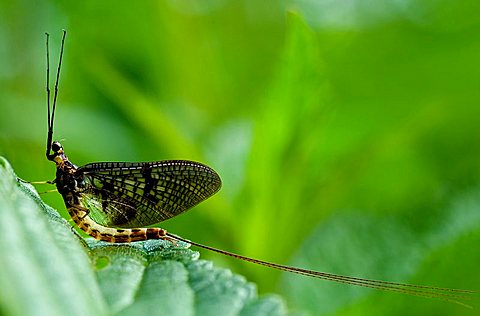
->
[39,31,477,307]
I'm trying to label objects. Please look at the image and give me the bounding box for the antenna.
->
[46,30,67,160]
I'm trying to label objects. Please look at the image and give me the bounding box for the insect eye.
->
[52,141,63,152]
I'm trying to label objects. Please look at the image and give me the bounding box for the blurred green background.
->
[1,0,480,315]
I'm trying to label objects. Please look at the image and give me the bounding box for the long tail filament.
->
[167,233,478,308]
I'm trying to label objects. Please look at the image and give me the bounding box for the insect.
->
[40,31,476,307]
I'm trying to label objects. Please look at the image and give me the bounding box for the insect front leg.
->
[16,178,56,185]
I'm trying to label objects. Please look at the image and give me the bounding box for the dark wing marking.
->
[77,160,222,228]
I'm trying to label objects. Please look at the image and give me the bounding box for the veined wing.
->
[77,160,221,228]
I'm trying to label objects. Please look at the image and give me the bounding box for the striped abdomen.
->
[67,205,168,243]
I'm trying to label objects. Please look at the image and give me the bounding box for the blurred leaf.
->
[0,157,288,316]
[241,11,331,273]
[281,197,480,315]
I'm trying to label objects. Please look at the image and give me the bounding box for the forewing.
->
[77,160,222,228]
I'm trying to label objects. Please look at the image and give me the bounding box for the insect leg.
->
[16,178,56,185]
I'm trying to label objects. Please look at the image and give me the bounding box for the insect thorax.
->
[55,160,83,198]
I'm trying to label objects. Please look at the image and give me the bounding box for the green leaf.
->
[0,158,288,316]
[0,157,108,316]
